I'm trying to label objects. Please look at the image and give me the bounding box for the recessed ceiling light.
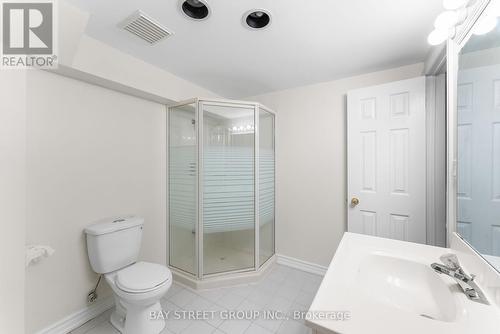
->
[181,0,210,20]
[244,9,271,30]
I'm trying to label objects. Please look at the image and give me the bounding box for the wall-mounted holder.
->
[25,245,55,267]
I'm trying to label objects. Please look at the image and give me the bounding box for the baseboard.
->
[35,296,114,334]
[276,254,327,276]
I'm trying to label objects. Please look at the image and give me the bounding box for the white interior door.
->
[347,77,426,243]
[457,65,500,256]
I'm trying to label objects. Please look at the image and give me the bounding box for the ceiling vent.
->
[119,11,173,45]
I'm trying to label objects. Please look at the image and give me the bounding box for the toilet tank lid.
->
[84,215,144,236]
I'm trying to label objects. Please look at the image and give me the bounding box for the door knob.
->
[351,197,360,207]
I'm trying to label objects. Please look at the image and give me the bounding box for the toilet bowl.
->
[84,216,171,334]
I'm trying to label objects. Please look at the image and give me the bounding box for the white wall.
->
[0,71,26,334]
[24,70,166,333]
[69,35,220,101]
[247,63,424,267]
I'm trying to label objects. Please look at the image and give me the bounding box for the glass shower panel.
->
[169,103,197,275]
[259,109,275,266]
[202,103,255,275]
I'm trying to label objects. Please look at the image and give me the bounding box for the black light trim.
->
[245,10,270,29]
[181,0,209,20]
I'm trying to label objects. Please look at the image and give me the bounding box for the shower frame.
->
[167,98,276,284]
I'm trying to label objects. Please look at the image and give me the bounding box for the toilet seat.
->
[116,261,171,293]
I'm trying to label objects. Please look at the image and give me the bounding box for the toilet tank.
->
[84,215,144,274]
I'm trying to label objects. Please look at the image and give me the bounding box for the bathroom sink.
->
[357,253,458,322]
[306,233,500,334]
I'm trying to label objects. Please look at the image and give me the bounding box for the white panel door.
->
[457,65,500,256]
[347,77,426,243]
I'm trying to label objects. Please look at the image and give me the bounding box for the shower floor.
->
[170,226,274,277]
[172,242,273,276]
[204,244,253,274]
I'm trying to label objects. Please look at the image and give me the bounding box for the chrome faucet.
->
[431,253,489,304]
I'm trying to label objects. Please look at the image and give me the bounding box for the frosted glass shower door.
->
[259,109,275,265]
[202,102,255,275]
[169,103,197,275]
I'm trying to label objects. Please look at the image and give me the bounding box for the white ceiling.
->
[67,0,443,98]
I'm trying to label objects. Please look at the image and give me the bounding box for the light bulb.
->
[473,15,497,35]
[488,0,500,17]
[434,11,461,30]
[443,0,470,10]
[427,29,449,45]
[232,126,237,131]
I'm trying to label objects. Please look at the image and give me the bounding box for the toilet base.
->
[122,301,165,334]
[109,296,126,333]
[110,310,125,333]
[109,299,165,334]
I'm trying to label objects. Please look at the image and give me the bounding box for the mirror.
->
[457,17,500,272]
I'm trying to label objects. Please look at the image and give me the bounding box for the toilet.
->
[84,215,171,334]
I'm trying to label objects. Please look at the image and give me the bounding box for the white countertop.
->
[306,232,500,334]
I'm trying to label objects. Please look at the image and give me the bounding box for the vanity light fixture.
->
[181,0,210,20]
[428,0,500,44]
[427,0,472,45]
[434,10,467,30]
[491,0,500,16]
[472,0,500,35]
[229,123,254,134]
[244,9,271,29]
[427,28,450,45]
[472,14,498,35]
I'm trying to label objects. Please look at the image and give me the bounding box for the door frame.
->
[425,74,447,247]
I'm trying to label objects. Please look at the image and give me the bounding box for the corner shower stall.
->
[168,98,275,285]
